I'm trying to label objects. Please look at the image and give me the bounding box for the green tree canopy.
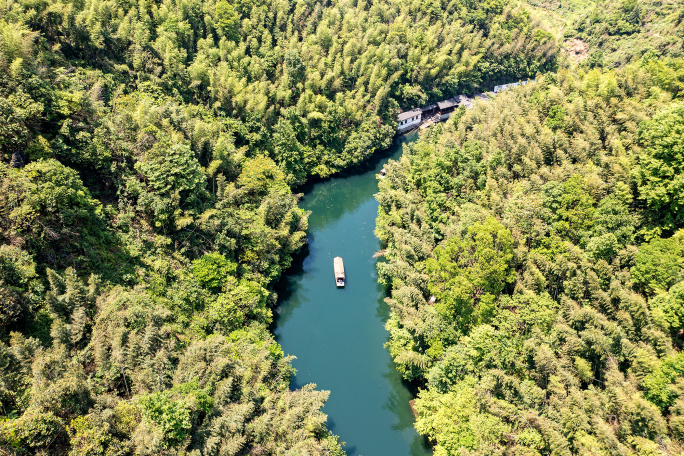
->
[215,1,240,42]
[635,103,684,230]
[631,234,684,295]
[426,217,514,326]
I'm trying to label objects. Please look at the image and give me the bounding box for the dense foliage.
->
[0,0,559,450]
[6,0,585,450]
[0,0,555,452]
[1,0,558,185]
[5,0,683,453]
[571,0,684,68]
[529,0,684,69]
[376,58,684,455]
[0,151,341,456]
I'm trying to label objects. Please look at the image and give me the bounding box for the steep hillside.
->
[0,0,547,453]
[376,58,684,455]
[528,0,684,67]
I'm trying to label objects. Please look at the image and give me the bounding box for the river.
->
[273,131,432,456]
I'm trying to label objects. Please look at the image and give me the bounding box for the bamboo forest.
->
[0,0,683,454]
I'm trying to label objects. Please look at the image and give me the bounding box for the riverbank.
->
[273,131,432,456]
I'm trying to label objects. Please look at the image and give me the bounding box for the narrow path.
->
[273,131,431,456]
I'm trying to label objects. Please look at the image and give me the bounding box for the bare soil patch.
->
[565,38,589,63]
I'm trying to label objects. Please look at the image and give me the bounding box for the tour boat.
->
[334,257,345,288]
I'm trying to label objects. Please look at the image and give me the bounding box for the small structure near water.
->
[334,257,345,287]
[437,97,460,120]
[396,93,477,131]
[420,103,439,118]
[419,118,436,130]
[396,80,532,132]
[396,108,422,133]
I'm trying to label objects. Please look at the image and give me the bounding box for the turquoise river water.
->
[273,131,432,456]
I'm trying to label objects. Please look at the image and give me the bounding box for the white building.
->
[493,80,529,93]
[397,108,422,133]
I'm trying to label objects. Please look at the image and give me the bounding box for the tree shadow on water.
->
[382,356,417,433]
[374,263,392,323]
[377,288,433,455]
[270,242,312,334]
[293,132,420,231]
[411,435,433,456]
[293,132,418,195]
[380,356,433,455]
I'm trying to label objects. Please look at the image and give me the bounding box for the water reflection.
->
[384,356,418,432]
[273,130,431,456]
[295,131,420,232]
[374,264,392,323]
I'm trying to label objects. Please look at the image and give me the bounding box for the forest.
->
[376,53,684,454]
[373,3,684,452]
[567,0,683,68]
[0,0,683,453]
[528,0,684,69]
[0,0,557,452]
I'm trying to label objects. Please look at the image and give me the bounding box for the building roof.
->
[397,108,422,122]
[448,94,470,109]
[437,98,458,110]
[420,104,438,112]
